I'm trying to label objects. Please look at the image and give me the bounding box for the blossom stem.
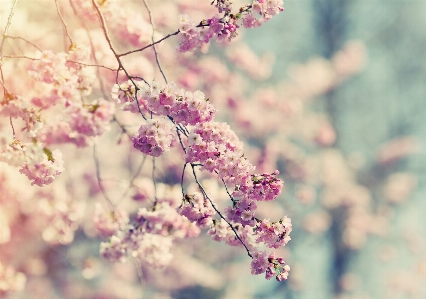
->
[181,163,187,198]
[191,164,252,258]
[142,0,168,84]
[54,0,73,48]
[9,116,15,139]
[0,0,19,95]
[93,144,116,210]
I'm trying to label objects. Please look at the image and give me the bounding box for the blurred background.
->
[240,0,426,298]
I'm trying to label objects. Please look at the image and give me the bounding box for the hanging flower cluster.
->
[112,78,290,281]
[132,118,175,157]
[177,192,216,227]
[177,0,284,52]
[141,81,216,125]
[251,251,290,281]
[0,137,64,187]
[28,48,96,107]
[68,99,115,137]
[100,202,200,269]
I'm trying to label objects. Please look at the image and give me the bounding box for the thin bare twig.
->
[3,55,117,71]
[3,55,36,60]
[142,0,168,83]
[116,155,147,205]
[69,0,109,97]
[117,20,212,58]
[152,156,158,207]
[9,117,16,138]
[0,0,19,58]
[118,30,180,58]
[90,0,118,57]
[176,127,187,155]
[132,258,146,299]
[54,0,74,47]
[0,0,19,94]
[90,0,148,121]
[93,144,116,210]
[5,36,42,52]
[221,177,236,203]
[112,115,133,139]
[67,60,117,71]
[181,163,187,197]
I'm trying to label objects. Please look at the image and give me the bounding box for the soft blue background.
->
[243,1,426,298]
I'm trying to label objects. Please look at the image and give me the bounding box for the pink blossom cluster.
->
[251,251,290,281]
[112,80,149,114]
[185,123,284,226]
[0,138,64,187]
[0,0,298,289]
[132,118,175,157]
[136,202,200,239]
[100,202,200,268]
[28,50,69,85]
[68,99,115,137]
[28,48,96,107]
[235,170,284,202]
[19,148,64,187]
[177,14,237,52]
[37,120,92,148]
[0,262,26,296]
[208,219,257,250]
[185,121,254,185]
[213,0,233,13]
[224,197,258,227]
[129,234,174,269]
[112,80,139,105]
[255,217,292,249]
[35,98,114,148]
[100,234,128,264]
[0,94,41,137]
[242,0,284,28]
[177,192,216,227]
[93,203,130,237]
[177,0,284,52]
[101,233,175,269]
[225,171,284,224]
[66,46,97,95]
[140,81,216,125]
